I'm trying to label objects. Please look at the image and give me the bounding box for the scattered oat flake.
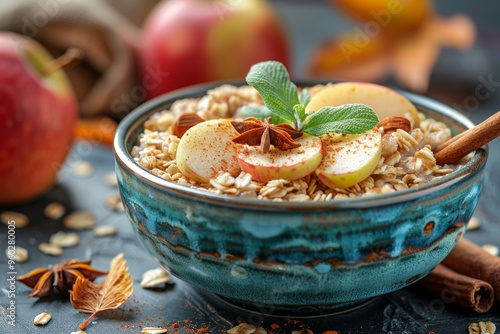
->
[73,160,93,177]
[227,323,266,334]
[106,193,125,212]
[1,211,29,228]
[33,312,51,326]
[71,331,86,334]
[467,216,481,230]
[140,268,171,289]
[292,330,314,334]
[482,244,499,257]
[104,171,118,186]
[468,321,496,334]
[141,327,169,333]
[38,243,63,256]
[49,231,80,248]
[44,202,66,220]
[6,246,28,263]
[63,211,96,230]
[93,225,118,237]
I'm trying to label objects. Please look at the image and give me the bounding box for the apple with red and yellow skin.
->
[0,32,78,204]
[140,0,290,99]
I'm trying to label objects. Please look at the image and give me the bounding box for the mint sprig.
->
[302,104,379,136]
[245,60,299,124]
[241,61,379,135]
[241,105,290,125]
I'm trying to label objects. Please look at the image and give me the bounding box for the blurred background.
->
[2,0,500,118]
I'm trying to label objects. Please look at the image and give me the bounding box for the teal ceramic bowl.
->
[114,82,487,315]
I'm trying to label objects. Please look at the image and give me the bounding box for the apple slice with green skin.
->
[237,135,322,182]
[176,119,241,183]
[316,128,382,189]
[306,82,420,127]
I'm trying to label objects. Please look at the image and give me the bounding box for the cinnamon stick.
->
[434,111,500,165]
[418,264,494,313]
[442,238,500,301]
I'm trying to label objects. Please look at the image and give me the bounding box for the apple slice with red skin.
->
[316,128,382,189]
[306,82,420,127]
[237,135,322,183]
[176,119,241,183]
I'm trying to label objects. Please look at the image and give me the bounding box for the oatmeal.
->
[131,83,461,202]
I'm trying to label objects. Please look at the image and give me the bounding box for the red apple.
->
[140,0,290,99]
[0,32,78,205]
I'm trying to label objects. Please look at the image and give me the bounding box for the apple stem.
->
[40,47,85,76]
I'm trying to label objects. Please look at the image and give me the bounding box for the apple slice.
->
[237,135,322,182]
[316,128,382,189]
[176,119,240,183]
[306,82,420,127]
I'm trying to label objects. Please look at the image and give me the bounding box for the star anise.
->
[17,259,108,298]
[231,117,303,153]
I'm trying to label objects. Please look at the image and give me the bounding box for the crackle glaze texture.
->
[114,82,487,314]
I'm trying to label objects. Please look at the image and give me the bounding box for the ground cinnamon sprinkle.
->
[286,319,301,325]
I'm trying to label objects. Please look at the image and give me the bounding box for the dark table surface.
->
[2,2,500,334]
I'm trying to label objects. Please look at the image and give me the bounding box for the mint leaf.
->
[293,104,306,129]
[245,61,299,125]
[299,89,311,108]
[302,104,379,136]
[241,105,290,125]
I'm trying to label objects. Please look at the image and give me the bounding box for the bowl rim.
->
[114,80,487,211]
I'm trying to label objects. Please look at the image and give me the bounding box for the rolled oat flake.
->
[141,327,168,334]
[33,312,51,326]
[63,211,96,230]
[1,211,29,228]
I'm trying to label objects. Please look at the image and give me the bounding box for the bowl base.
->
[204,292,380,318]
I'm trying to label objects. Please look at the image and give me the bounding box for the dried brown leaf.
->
[70,253,133,330]
[307,11,476,93]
